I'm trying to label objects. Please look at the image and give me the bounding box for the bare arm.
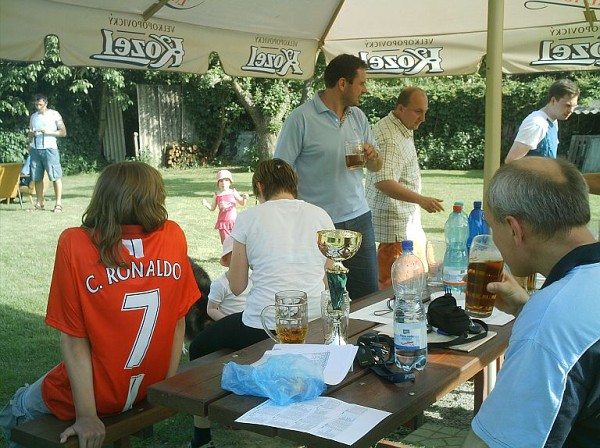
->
[229,239,250,295]
[166,317,185,378]
[28,115,35,139]
[54,116,67,137]
[234,190,249,206]
[207,301,227,321]
[375,180,444,213]
[202,193,217,211]
[59,333,105,447]
[504,141,532,163]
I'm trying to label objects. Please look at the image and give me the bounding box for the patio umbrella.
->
[1,0,598,186]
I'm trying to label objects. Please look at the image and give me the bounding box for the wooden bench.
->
[10,400,175,448]
[10,349,235,448]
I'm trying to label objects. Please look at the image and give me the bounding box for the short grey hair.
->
[486,157,590,238]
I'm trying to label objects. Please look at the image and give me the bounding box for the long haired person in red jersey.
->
[1,161,200,448]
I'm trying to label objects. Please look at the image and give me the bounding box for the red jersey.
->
[43,221,200,420]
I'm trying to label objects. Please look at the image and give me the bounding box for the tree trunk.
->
[227,77,291,161]
[208,106,227,159]
[255,124,278,160]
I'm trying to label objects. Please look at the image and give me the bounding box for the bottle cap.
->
[453,204,462,213]
[401,240,413,252]
[474,201,482,208]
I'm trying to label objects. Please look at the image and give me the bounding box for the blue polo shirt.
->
[472,242,600,447]
[274,92,377,223]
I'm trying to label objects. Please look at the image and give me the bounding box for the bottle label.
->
[443,266,467,287]
[394,322,427,350]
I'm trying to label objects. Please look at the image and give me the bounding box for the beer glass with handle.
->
[465,234,504,318]
[260,290,308,344]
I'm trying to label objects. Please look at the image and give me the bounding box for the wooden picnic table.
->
[148,287,512,448]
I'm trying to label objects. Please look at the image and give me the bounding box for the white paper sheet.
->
[235,396,391,446]
[348,297,395,324]
[255,344,358,385]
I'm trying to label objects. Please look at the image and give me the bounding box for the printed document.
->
[256,344,358,385]
[236,396,390,446]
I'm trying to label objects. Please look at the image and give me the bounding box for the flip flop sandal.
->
[28,203,45,212]
[53,204,63,213]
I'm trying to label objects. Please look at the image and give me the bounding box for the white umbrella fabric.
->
[1,0,598,186]
[1,0,598,79]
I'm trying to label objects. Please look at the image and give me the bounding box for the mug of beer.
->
[260,290,308,344]
[345,140,366,169]
[465,234,504,318]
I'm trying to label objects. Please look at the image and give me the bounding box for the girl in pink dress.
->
[202,170,249,243]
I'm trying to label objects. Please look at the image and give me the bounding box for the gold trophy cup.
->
[317,229,362,345]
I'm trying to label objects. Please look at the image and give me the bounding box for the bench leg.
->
[133,426,154,439]
[112,438,131,448]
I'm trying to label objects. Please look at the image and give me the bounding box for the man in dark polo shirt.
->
[463,157,600,447]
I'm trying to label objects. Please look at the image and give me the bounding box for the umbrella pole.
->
[483,0,504,201]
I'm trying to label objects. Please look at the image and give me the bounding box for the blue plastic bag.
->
[221,354,326,406]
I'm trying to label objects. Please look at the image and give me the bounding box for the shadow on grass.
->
[0,304,60,404]
[164,178,252,199]
[421,170,484,180]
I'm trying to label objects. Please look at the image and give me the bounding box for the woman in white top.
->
[189,158,333,358]
[187,159,334,448]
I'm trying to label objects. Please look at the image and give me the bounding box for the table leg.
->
[473,354,506,414]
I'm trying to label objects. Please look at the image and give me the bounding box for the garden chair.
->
[0,162,24,207]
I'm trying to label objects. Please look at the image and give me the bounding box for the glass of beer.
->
[345,140,366,169]
[465,234,504,318]
[260,290,308,343]
[426,239,445,287]
[514,273,538,295]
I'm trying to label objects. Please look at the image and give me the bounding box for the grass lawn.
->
[1,166,598,447]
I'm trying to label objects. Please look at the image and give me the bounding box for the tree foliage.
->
[1,40,598,171]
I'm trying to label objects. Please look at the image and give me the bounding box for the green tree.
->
[0,36,135,171]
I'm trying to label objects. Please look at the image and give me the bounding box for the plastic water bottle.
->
[467,201,489,252]
[443,204,469,293]
[455,201,469,225]
[391,240,428,372]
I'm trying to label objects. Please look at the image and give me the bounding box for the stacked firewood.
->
[164,142,208,168]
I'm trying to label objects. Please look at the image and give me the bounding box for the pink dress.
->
[214,189,242,242]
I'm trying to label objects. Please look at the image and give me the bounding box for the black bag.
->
[426,292,488,348]
[356,333,415,383]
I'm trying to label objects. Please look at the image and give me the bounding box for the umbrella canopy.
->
[1,0,598,188]
[1,0,598,79]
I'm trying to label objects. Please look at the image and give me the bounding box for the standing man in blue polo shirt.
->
[28,93,67,212]
[275,54,382,301]
[505,79,579,163]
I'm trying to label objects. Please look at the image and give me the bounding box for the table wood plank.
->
[149,287,511,448]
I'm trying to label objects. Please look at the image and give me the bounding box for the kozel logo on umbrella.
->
[532,39,600,67]
[358,49,444,76]
[90,29,184,69]
[241,46,303,76]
